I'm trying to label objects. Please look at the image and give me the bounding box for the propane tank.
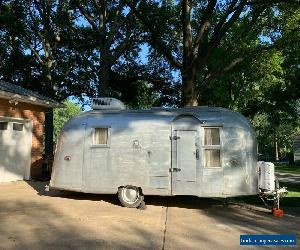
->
[258,161,275,191]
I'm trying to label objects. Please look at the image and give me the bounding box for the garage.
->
[0,118,32,182]
[0,80,61,183]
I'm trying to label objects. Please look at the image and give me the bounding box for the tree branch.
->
[247,0,300,5]
[24,40,45,65]
[92,0,106,33]
[75,1,98,30]
[211,0,239,40]
[204,56,245,84]
[181,0,193,66]
[213,0,248,44]
[149,39,182,69]
[127,1,182,69]
[111,34,135,63]
[196,0,247,67]
[193,0,217,57]
[107,1,128,46]
[200,41,281,90]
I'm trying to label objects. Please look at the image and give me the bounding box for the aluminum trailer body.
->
[50,105,258,198]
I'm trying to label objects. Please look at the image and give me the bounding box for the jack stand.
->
[272,190,284,217]
[222,198,229,207]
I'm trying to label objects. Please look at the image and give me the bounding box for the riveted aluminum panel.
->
[50,116,86,191]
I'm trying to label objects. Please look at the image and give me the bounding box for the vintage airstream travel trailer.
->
[50,98,259,208]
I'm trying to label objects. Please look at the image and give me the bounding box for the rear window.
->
[13,123,24,131]
[0,122,8,130]
[93,128,108,145]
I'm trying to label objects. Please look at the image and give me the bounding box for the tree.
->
[71,0,143,96]
[194,3,300,159]
[53,100,82,143]
[130,0,299,106]
[251,5,300,160]
[69,0,178,105]
[0,0,173,107]
[1,0,299,112]
[0,0,96,100]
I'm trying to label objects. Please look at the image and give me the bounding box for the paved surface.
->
[0,181,299,250]
[276,172,300,184]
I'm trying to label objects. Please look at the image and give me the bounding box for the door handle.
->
[171,168,181,172]
[195,149,199,160]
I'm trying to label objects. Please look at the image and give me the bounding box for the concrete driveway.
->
[0,181,299,250]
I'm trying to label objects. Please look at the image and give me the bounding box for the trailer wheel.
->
[118,186,144,208]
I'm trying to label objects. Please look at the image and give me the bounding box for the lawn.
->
[274,164,300,174]
[231,182,300,208]
[279,182,300,207]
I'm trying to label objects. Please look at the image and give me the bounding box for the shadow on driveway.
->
[0,181,299,249]
[27,180,236,210]
[27,180,300,214]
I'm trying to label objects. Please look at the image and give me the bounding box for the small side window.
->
[204,128,220,145]
[13,123,24,131]
[0,122,8,130]
[205,149,221,168]
[93,128,109,145]
[204,128,221,168]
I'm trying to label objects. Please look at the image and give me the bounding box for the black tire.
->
[118,186,144,208]
[137,200,147,210]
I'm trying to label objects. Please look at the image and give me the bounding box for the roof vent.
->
[92,98,125,110]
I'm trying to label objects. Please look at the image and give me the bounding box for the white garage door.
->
[0,118,32,183]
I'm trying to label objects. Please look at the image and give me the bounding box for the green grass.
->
[274,164,300,174]
[231,182,300,208]
[280,182,300,207]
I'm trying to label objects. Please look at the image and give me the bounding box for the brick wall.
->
[0,98,46,178]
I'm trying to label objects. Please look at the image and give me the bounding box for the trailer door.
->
[171,114,200,195]
[176,130,196,174]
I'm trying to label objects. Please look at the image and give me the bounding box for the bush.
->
[54,100,82,144]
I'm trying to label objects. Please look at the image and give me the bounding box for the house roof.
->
[0,80,62,108]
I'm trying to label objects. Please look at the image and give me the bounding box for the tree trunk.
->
[98,55,111,97]
[181,65,198,106]
[274,134,279,161]
[181,0,198,107]
[44,40,55,98]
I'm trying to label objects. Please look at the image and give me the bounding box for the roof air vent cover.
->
[92,98,125,110]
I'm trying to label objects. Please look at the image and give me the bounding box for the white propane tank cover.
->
[258,161,275,191]
[92,98,125,110]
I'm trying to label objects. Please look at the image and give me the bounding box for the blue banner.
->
[240,234,296,246]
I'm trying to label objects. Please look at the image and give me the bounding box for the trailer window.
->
[204,128,221,168]
[13,123,24,131]
[205,149,220,168]
[0,122,8,130]
[93,128,108,145]
[204,128,220,145]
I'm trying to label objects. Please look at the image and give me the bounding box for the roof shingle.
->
[0,80,61,108]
